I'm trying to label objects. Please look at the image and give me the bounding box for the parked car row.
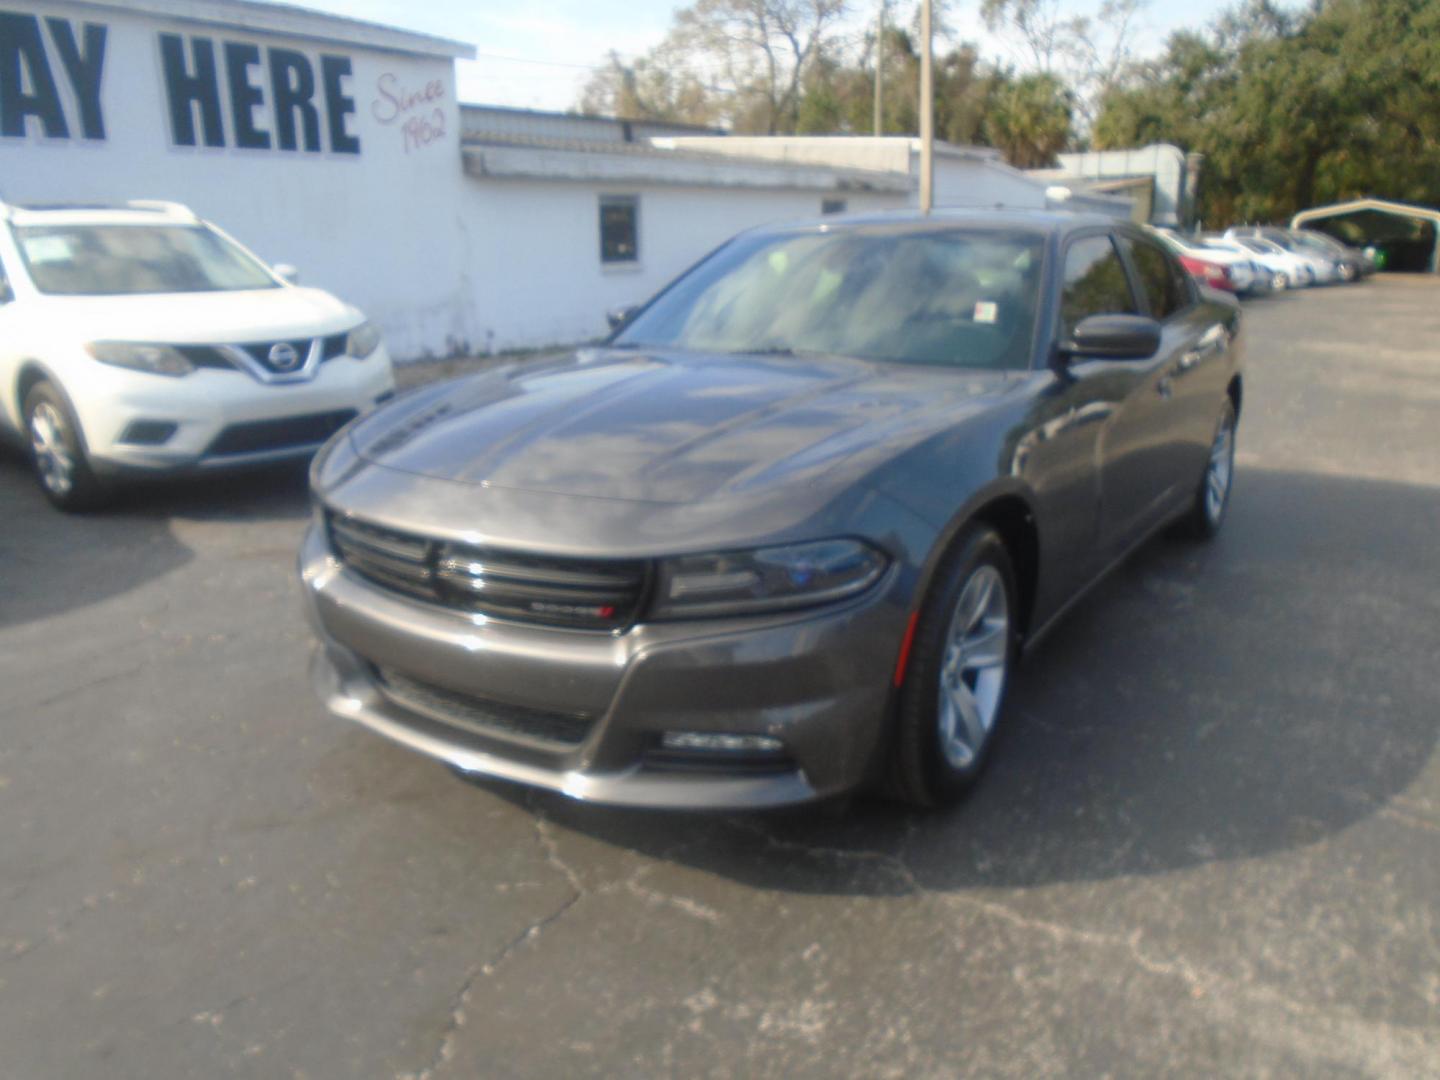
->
[1150,224,1375,298]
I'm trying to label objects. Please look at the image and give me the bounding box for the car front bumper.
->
[298,523,905,809]
[78,349,395,474]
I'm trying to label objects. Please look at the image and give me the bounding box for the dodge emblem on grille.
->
[268,342,302,371]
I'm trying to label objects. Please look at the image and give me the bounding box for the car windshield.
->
[612,226,1045,371]
[1294,232,1343,253]
[13,223,278,295]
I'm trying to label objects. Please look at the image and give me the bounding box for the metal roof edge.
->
[63,0,475,59]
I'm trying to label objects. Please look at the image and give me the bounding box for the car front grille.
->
[205,410,357,457]
[327,512,649,631]
[240,338,313,374]
[375,667,596,749]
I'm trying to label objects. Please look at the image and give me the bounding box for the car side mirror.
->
[273,263,300,285]
[1060,314,1162,361]
[607,304,638,331]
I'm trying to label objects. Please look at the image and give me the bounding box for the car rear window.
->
[1123,236,1190,319]
[612,226,1046,371]
[1060,235,1136,336]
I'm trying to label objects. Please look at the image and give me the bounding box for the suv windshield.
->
[13,223,278,296]
[613,227,1045,370]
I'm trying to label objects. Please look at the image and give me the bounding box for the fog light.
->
[118,419,178,445]
[660,732,784,754]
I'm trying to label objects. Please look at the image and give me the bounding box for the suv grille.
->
[241,338,312,374]
[327,513,649,631]
[376,667,595,748]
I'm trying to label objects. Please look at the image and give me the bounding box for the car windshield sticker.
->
[22,236,73,264]
[973,301,998,324]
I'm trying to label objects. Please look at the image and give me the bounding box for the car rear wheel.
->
[886,526,1017,807]
[1177,398,1236,540]
[24,381,107,512]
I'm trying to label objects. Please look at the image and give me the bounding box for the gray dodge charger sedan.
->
[299,210,1242,809]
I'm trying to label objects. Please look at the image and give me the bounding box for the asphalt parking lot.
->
[2,278,1439,1078]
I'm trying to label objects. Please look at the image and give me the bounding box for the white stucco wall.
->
[929,155,1047,210]
[462,179,906,352]
[0,0,475,359]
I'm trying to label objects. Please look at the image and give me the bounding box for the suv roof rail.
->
[126,200,199,220]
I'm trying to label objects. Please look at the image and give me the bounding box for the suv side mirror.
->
[273,263,300,285]
[1060,314,1161,361]
[606,304,638,331]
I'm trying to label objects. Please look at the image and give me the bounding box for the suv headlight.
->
[650,539,887,619]
[86,342,194,376]
[346,321,382,359]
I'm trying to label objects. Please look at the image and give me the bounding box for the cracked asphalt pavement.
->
[2,278,1439,1078]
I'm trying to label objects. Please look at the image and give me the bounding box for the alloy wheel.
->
[936,564,1010,770]
[29,401,76,497]
[1205,407,1236,525]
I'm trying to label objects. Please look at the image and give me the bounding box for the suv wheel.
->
[886,526,1017,807]
[24,381,107,511]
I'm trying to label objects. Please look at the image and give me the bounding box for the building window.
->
[821,198,847,215]
[600,195,639,264]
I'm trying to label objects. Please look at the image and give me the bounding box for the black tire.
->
[886,526,1018,808]
[1176,397,1237,541]
[23,381,108,512]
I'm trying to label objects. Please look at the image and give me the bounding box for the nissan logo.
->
[268,342,301,371]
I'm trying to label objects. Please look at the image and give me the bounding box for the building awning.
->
[462,138,912,194]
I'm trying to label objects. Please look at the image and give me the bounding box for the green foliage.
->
[983,71,1074,167]
[1095,0,1440,223]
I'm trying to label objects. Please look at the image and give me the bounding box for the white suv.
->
[0,201,394,510]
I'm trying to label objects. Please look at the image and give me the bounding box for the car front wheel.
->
[886,526,1017,807]
[24,381,107,511]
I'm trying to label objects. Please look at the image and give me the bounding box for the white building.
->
[0,0,475,359]
[1,0,1128,359]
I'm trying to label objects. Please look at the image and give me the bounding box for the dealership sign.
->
[0,9,363,153]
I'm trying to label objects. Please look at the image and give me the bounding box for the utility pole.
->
[919,0,934,213]
[873,1,884,136]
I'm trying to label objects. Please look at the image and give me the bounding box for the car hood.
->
[32,286,358,344]
[346,348,1015,506]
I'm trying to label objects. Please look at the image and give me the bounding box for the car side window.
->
[1122,236,1187,320]
[0,257,12,304]
[1060,235,1136,336]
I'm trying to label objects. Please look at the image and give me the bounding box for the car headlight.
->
[346,321,382,359]
[649,539,887,619]
[86,342,194,376]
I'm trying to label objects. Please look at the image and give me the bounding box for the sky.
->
[276,0,1239,113]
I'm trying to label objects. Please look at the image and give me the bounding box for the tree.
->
[983,71,1075,167]
[981,0,1148,133]
[578,49,720,127]
[1095,0,1440,224]
[580,0,852,134]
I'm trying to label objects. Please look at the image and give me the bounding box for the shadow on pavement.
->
[469,466,1440,895]
[0,448,310,629]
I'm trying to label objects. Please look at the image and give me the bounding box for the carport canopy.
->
[1292,198,1440,272]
